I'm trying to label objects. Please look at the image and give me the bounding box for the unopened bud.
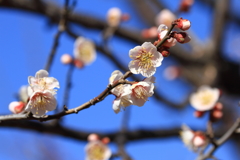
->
[73,59,84,69]
[214,102,223,110]
[88,134,100,142]
[9,101,25,114]
[192,132,207,147]
[179,0,194,12]
[211,110,223,120]
[175,18,191,31]
[102,137,110,144]
[61,54,72,64]
[194,110,205,118]
[173,32,191,44]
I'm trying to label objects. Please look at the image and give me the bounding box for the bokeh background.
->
[0,0,240,159]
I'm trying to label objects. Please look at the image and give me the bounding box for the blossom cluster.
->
[109,70,155,113]
[9,70,60,117]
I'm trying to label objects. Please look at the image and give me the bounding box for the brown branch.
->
[0,120,182,142]
[44,0,69,72]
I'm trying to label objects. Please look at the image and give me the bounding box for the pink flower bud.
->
[88,134,100,142]
[9,101,25,114]
[73,59,84,69]
[214,102,223,110]
[173,32,191,44]
[211,110,223,120]
[192,132,207,147]
[194,110,205,118]
[101,137,110,144]
[179,0,194,12]
[61,54,72,64]
[175,18,191,31]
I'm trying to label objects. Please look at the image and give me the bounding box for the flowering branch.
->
[197,118,240,160]
[0,71,133,122]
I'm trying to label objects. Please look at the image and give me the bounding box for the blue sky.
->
[0,0,239,160]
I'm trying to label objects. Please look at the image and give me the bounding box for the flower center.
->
[87,144,106,160]
[136,49,154,71]
[30,93,50,115]
[133,85,148,100]
[200,91,213,105]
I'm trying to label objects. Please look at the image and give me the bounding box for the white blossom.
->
[109,70,133,113]
[128,42,163,77]
[74,37,96,66]
[130,77,155,106]
[28,69,59,95]
[155,9,176,27]
[107,7,122,27]
[180,124,195,149]
[180,125,209,151]
[85,141,111,160]
[190,85,220,111]
[25,70,59,116]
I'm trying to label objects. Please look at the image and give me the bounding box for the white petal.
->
[45,77,60,89]
[109,70,123,84]
[28,76,36,86]
[128,60,141,74]
[35,70,49,78]
[157,24,168,33]
[132,96,146,107]
[144,76,156,83]
[142,42,155,52]
[152,51,163,67]
[113,98,121,114]
[129,46,142,59]
[140,66,156,77]
[44,91,57,111]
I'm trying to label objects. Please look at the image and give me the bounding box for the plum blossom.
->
[74,37,96,66]
[157,24,177,48]
[180,125,208,151]
[25,70,59,116]
[109,70,132,113]
[107,7,122,27]
[130,77,155,106]
[128,42,163,77]
[155,9,176,27]
[190,85,220,111]
[85,140,111,160]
